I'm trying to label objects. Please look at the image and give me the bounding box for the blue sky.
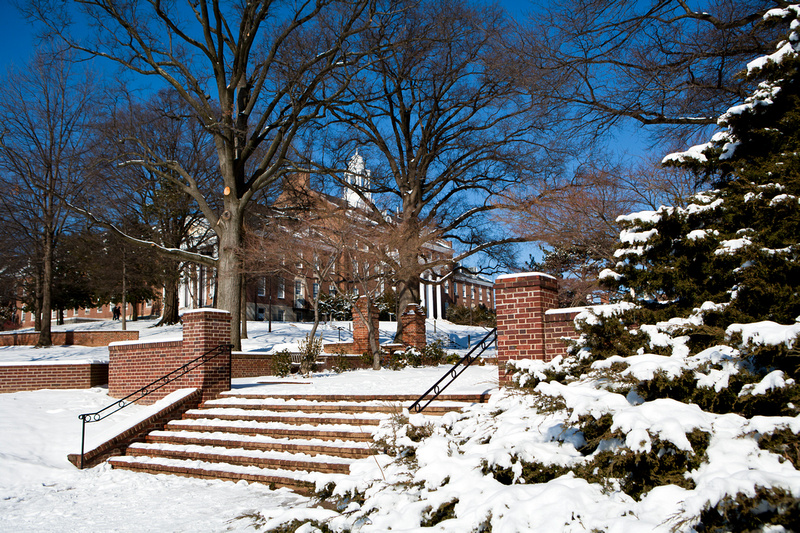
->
[0,0,531,71]
[0,1,34,70]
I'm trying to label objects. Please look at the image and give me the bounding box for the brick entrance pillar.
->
[400,303,427,351]
[495,273,558,385]
[352,297,379,353]
[182,309,232,401]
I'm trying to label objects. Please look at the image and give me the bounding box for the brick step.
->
[183,407,384,426]
[109,391,491,490]
[108,455,317,494]
[165,419,375,441]
[145,430,375,458]
[220,392,492,403]
[126,442,354,474]
[201,399,464,416]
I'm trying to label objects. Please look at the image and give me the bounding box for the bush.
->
[422,339,446,365]
[298,335,323,375]
[273,350,292,377]
[386,341,453,369]
[330,350,351,373]
[446,304,496,327]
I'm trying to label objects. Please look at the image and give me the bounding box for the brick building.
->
[240,153,496,323]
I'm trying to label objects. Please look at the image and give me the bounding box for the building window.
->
[313,282,319,298]
[85,307,90,315]
[353,287,359,297]
[277,279,285,299]
[276,310,285,321]
[295,280,303,299]
[463,283,466,298]
[329,283,336,293]
[257,277,266,297]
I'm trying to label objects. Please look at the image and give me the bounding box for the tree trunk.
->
[367,303,381,370]
[240,276,248,339]
[33,271,42,332]
[309,286,321,341]
[393,275,420,343]
[268,277,273,332]
[121,256,127,331]
[216,205,244,350]
[157,277,180,326]
[130,298,139,321]
[37,231,54,347]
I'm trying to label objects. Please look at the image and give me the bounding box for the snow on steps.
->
[108,392,490,494]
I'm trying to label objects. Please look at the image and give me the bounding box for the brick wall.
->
[231,352,280,378]
[400,304,427,351]
[545,308,583,359]
[109,309,231,404]
[0,330,139,347]
[0,363,109,393]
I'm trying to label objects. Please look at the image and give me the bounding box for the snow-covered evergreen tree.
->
[601,5,800,373]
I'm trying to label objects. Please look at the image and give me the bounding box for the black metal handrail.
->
[76,343,233,468]
[408,328,496,413]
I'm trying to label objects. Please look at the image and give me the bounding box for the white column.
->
[436,282,444,320]
[426,278,434,317]
[419,278,426,311]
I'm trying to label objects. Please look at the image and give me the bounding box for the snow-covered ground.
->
[4,316,796,531]
[0,318,497,532]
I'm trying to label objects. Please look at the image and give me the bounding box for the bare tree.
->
[27,0,372,349]
[243,175,344,340]
[94,90,216,326]
[502,152,704,305]
[0,50,95,345]
[316,0,563,341]
[525,0,791,145]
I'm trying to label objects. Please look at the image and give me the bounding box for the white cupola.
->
[344,150,372,208]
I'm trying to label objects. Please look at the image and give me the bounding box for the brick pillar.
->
[181,309,232,401]
[352,297,379,353]
[495,273,559,385]
[400,303,427,351]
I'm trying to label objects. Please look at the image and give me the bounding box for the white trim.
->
[495,272,557,282]
[181,308,230,316]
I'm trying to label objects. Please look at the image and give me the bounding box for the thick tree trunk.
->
[157,278,180,326]
[216,205,244,350]
[393,275,420,343]
[367,304,381,370]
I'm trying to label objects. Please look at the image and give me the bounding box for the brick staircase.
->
[108,391,490,494]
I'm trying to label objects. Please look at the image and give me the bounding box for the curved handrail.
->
[408,328,496,414]
[76,343,232,468]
